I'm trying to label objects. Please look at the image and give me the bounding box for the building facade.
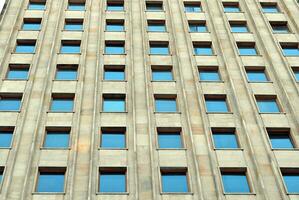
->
[0,0,299,200]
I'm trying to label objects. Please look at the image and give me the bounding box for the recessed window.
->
[43,127,70,149]
[6,64,30,80]
[292,68,299,81]
[246,68,269,82]
[148,20,166,32]
[230,22,249,33]
[237,43,258,56]
[149,42,169,55]
[0,127,14,148]
[0,94,22,111]
[60,40,81,54]
[100,127,126,149]
[223,3,241,12]
[36,167,66,193]
[155,95,177,113]
[270,22,289,33]
[68,2,85,11]
[104,65,125,81]
[55,65,78,80]
[99,168,127,193]
[157,128,183,149]
[161,168,189,193]
[106,20,124,32]
[193,42,213,55]
[221,169,251,193]
[64,19,83,31]
[189,21,207,32]
[28,1,46,10]
[146,2,163,11]
[261,3,279,13]
[152,66,173,81]
[281,169,299,194]
[0,167,3,184]
[22,18,41,30]
[107,1,124,11]
[205,95,229,113]
[184,2,202,12]
[280,43,299,56]
[50,94,74,112]
[15,40,36,53]
[198,67,220,81]
[105,41,125,54]
[267,128,294,149]
[255,96,281,113]
[102,94,126,112]
[212,128,239,149]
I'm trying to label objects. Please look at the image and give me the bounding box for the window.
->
[15,40,36,53]
[148,20,166,32]
[261,3,279,13]
[60,40,81,54]
[102,94,126,112]
[36,168,66,193]
[193,42,213,55]
[150,42,169,55]
[189,21,207,32]
[22,18,41,30]
[104,65,125,81]
[292,68,299,81]
[100,127,126,149]
[155,95,177,112]
[105,41,125,54]
[237,43,258,55]
[0,167,3,185]
[0,94,22,111]
[28,1,46,10]
[184,2,202,12]
[281,169,299,194]
[270,22,289,33]
[64,19,83,31]
[50,94,74,112]
[107,1,124,11]
[267,128,294,149]
[68,2,85,11]
[198,67,220,81]
[281,43,299,56]
[246,68,269,82]
[106,20,124,32]
[43,127,70,148]
[0,127,14,148]
[212,129,239,149]
[161,168,189,193]
[157,128,183,149]
[6,64,30,80]
[230,22,249,33]
[146,2,163,11]
[55,65,78,80]
[221,169,251,193]
[99,168,127,193]
[205,96,229,113]
[152,66,173,81]
[223,3,241,12]
[255,96,281,113]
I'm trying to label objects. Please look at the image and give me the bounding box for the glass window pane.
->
[158,133,182,148]
[283,174,299,193]
[213,132,238,149]
[150,46,169,55]
[0,99,21,111]
[262,6,279,13]
[51,99,74,112]
[224,6,240,12]
[239,47,257,55]
[199,70,220,81]
[64,23,83,31]
[0,131,13,148]
[106,23,124,31]
[28,3,45,10]
[7,68,29,80]
[162,172,188,192]
[272,25,289,33]
[205,99,228,112]
[146,4,163,11]
[105,45,125,54]
[107,4,124,11]
[194,46,213,55]
[60,45,80,53]
[99,172,126,192]
[37,172,65,192]
[155,99,177,112]
[269,134,294,149]
[222,172,250,193]
[68,4,85,11]
[22,23,41,30]
[257,99,280,113]
[246,71,268,82]
[148,24,166,32]
[56,69,77,80]
[16,44,35,53]
[189,24,207,32]
[0,172,2,184]
[294,70,299,81]
[104,70,125,81]
[231,25,248,33]
[152,70,173,81]
[282,47,299,56]
[103,99,125,112]
[185,5,201,12]
[44,131,70,148]
[101,132,125,148]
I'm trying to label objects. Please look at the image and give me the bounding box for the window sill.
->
[214,148,244,151]
[65,9,86,12]
[102,80,128,82]
[149,54,172,56]
[193,54,217,56]
[103,53,127,56]
[206,112,233,114]
[271,148,299,151]
[96,192,129,195]
[259,112,286,114]
[238,54,262,57]
[25,9,46,11]
[223,192,256,195]
[0,147,12,150]
[104,30,126,33]
[154,111,181,114]
[248,81,273,83]
[147,30,168,33]
[199,80,224,83]
[19,29,41,31]
[32,192,66,195]
[57,52,82,55]
[100,111,128,113]
[98,148,128,150]
[40,147,71,150]
[273,32,293,35]
[2,78,28,81]
[0,110,21,113]
[157,148,187,151]
[105,10,126,13]
[161,192,193,195]
[145,10,165,13]
[47,111,75,113]
[53,79,79,82]
[184,11,204,14]
[224,11,245,14]
[13,52,35,54]
[283,55,299,57]
[231,32,252,34]
[151,80,176,82]
[62,29,84,32]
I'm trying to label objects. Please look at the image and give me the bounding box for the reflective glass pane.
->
[272,25,289,33]
[0,99,21,111]
[189,24,207,32]
[56,69,77,80]
[231,25,248,33]
[148,24,166,32]
[262,6,279,13]
[185,5,201,12]
[0,173,2,184]
[224,6,240,12]
[106,24,124,31]
[103,99,125,112]
[199,70,220,81]
[194,47,213,55]
[282,47,299,56]
[246,71,268,82]
[28,3,45,10]
[269,134,294,149]
[0,131,13,148]
[162,173,188,192]
[7,68,29,80]
[16,44,35,53]
[222,172,250,193]
[107,4,124,11]
[239,47,257,55]
[150,46,169,55]
[64,24,83,31]
[213,132,238,149]
[60,45,80,53]
[105,45,125,54]
[22,23,41,30]
[68,4,85,11]
[205,99,228,112]
[146,4,163,11]
[99,172,126,192]
[155,99,177,112]
[44,131,70,148]
[101,132,125,148]
[158,133,182,148]
[37,172,65,192]
[294,70,299,81]
[283,174,299,193]
[152,70,173,81]
[104,70,125,81]
[257,99,280,113]
[51,99,74,112]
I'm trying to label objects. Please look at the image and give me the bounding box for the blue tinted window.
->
[37,171,65,192]
[162,172,188,193]
[68,3,85,11]
[50,98,74,112]
[213,132,238,149]
[0,171,2,184]
[199,70,220,81]
[155,99,177,112]
[262,5,279,13]
[99,171,126,192]
[194,45,213,55]
[146,4,163,11]
[148,23,166,32]
[283,173,299,193]
[158,132,182,148]
[103,98,125,112]
[184,5,201,12]
[152,70,173,81]
[28,3,45,10]
[0,98,21,111]
[231,24,249,33]
[107,3,124,11]
[7,67,29,80]
[238,46,257,55]
[189,24,207,32]
[0,130,13,148]
[269,133,294,149]
[150,45,169,55]
[257,99,280,113]
[60,44,80,54]
[22,22,41,30]
[104,69,125,81]
[16,43,35,53]
[282,46,299,56]
[205,99,228,112]
[272,24,289,33]
[105,44,125,54]
[56,68,78,80]
[106,22,124,31]
[222,172,250,193]
[44,131,70,148]
[101,131,126,148]
[64,22,83,31]
[246,70,268,82]
[294,70,299,81]
[224,5,241,12]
